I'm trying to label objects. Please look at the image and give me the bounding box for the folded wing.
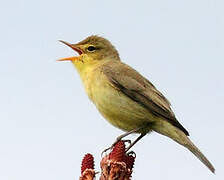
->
[102,61,189,136]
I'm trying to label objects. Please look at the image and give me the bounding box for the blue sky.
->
[0,0,223,179]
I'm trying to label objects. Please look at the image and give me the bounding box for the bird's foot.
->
[126,150,136,158]
[101,128,145,156]
[125,133,146,153]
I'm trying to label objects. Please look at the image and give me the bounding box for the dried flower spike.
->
[81,153,94,174]
[124,153,135,170]
[109,141,126,162]
[100,141,136,180]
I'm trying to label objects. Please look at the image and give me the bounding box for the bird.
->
[58,35,215,173]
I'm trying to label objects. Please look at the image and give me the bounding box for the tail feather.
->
[153,120,215,173]
[184,138,215,173]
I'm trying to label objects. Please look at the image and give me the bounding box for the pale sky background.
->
[0,0,223,179]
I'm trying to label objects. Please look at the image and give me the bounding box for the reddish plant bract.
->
[109,141,126,162]
[81,153,94,174]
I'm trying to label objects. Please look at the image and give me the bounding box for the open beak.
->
[58,40,83,61]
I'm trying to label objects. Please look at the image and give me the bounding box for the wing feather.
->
[102,61,189,136]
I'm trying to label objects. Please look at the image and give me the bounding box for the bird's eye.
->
[87,46,96,52]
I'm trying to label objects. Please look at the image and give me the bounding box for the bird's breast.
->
[82,68,154,132]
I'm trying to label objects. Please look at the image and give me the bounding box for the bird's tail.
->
[152,120,215,173]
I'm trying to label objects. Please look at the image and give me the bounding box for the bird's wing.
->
[102,61,189,136]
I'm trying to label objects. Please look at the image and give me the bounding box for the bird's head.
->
[58,35,120,67]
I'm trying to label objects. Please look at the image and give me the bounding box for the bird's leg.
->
[101,127,143,155]
[125,133,146,152]
[115,127,143,143]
